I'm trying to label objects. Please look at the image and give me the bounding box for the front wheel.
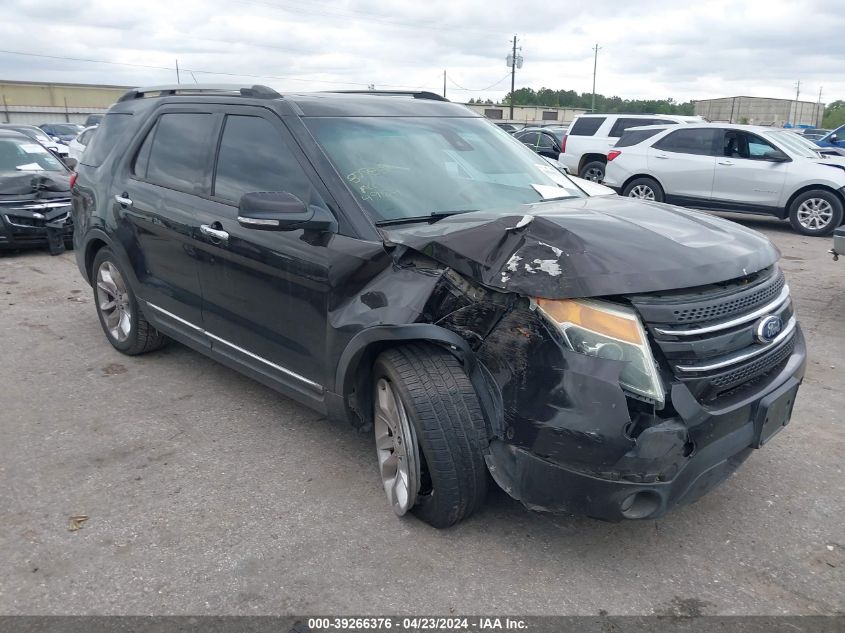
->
[623,177,665,203]
[788,189,844,236]
[372,344,488,528]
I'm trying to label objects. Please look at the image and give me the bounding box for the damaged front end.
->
[361,197,806,521]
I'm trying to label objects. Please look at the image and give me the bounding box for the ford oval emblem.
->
[755,315,783,343]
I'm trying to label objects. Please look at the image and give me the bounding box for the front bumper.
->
[0,208,73,250]
[485,328,806,521]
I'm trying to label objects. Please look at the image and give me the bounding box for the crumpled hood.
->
[0,172,71,196]
[383,196,780,299]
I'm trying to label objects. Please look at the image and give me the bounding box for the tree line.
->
[468,88,695,115]
[468,88,844,126]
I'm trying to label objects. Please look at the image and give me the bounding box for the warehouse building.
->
[464,103,587,125]
[693,96,824,127]
[0,80,129,124]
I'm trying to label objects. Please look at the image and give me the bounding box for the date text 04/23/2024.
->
[306,617,529,631]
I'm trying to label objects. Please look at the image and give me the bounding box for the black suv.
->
[72,85,806,528]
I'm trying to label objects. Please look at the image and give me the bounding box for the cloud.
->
[0,0,841,104]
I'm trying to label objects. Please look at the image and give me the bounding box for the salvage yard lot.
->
[1,214,843,615]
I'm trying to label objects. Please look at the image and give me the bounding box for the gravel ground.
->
[0,213,842,616]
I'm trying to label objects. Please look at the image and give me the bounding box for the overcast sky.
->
[0,0,842,104]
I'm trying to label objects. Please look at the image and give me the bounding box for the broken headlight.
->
[536,298,664,406]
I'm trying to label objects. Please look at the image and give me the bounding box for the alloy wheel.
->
[796,198,834,231]
[374,377,419,516]
[584,167,604,182]
[96,261,132,343]
[629,184,656,200]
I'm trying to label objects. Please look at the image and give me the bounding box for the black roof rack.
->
[117,84,281,102]
[323,90,449,102]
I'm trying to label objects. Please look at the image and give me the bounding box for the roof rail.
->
[117,84,281,102]
[323,90,449,102]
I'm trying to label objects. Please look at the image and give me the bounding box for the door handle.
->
[655,154,669,159]
[200,224,229,242]
[114,194,133,207]
[718,160,734,166]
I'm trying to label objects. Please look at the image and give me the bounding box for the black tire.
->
[91,248,167,355]
[64,237,74,251]
[622,176,665,203]
[787,189,844,236]
[373,343,488,528]
[579,160,606,182]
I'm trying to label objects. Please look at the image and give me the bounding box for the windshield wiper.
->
[375,210,477,227]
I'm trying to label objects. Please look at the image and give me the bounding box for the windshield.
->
[766,131,822,158]
[0,137,65,173]
[304,116,585,223]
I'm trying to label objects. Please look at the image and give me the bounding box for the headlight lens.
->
[537,298,664,406]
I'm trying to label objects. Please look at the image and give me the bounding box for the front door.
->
[194,109,339,396]
[711,130,789,208]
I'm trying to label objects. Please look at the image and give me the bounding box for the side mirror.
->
[237,191,336,232]
[63,157,78,170]
[766,151,790,163]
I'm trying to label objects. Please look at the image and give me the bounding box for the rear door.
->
[647,127,720,200]
[711,130,789,208]
[117,107,219,342]
[194,108,339,395]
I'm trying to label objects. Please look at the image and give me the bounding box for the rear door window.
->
[568,117,606,136]
[80,113,133,167]
[615,128,663,147]
[516,131,540,147]
[653,128,719,156]
[143,113,216,192]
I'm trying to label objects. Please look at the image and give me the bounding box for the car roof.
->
[111,85,480,119]
[623,122,785,134]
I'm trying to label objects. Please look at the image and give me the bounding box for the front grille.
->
[629,267,798,401]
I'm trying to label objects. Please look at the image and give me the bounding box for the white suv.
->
[603,123,845,236]
[557,113,702,182]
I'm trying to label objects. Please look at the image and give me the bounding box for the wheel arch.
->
[578,153,609,173]
[620,173,666,195]
[82,229,112,284]
[782,184,845,220]
[334,324,503,437]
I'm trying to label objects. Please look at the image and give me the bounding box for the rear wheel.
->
[372,344,488,528]
[579,160,606,182]
[92,248,168,355]
[623,177,665,203]
[788,189,843,236]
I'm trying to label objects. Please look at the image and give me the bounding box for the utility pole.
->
[443,70,446,99]
[176,59,181,84]
[817,86,823,127]
[509,35,517,120]
[792,79,800,125]
[591,43,601,113]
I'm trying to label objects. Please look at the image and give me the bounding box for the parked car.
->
[603,123,845,236]
[73,85,805,528]
[558,113,703,182]
[67,126,98,161]
[495,122,521,134]
[514,127,565,159]
[814,124,845,149]
[0,123,70,159]
[39,123,84,145]
[801,128,831,141]
[84,114,104,127]
[0,129,74,250]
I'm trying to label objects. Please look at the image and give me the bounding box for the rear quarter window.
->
[568,117,606,136]
[80,113,133,167]
[615,129,662,147]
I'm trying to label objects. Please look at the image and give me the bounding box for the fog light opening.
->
[620,491,662,519]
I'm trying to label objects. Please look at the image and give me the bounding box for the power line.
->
[0,48,429,90]
[446,73,512,92]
